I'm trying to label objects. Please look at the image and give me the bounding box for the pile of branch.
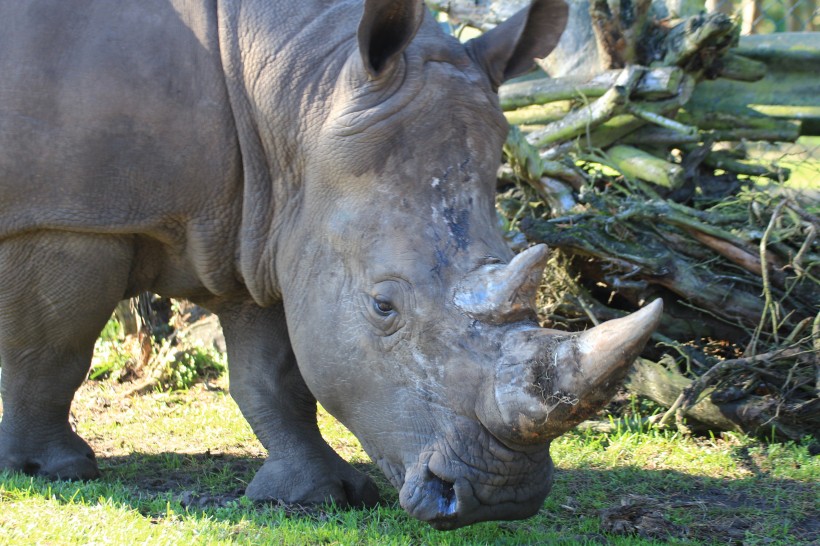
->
[433,1,820,440]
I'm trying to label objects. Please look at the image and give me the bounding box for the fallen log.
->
[660,12,736,72]
[687,33,820,135]
[715,52,767,82]
[526,65,645,147]
[627,358,818,440]
[533,75,695,156]
[499,67,685,110]
[620,123,801,146]
[520,216,769,328]
[504,102,573,126]
[504,126,588,189]
[626,359,742,434]
[606,145,685,190]
[697,150,791,179]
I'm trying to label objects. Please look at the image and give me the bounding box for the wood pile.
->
[431,0,820,440]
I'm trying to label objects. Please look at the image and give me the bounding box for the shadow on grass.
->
[1,451,816,544]
[97,451,396,507]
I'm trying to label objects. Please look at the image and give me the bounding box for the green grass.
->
[1,376,818,545]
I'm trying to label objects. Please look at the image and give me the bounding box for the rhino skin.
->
[0,0,662,529]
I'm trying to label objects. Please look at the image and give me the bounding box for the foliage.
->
[89,314,226,391]
[88,340,134,381]
[155,342,227,392]
[99,316,122,342]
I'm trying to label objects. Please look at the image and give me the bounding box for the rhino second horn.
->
[453,244,549,325]
[479,299,664,446]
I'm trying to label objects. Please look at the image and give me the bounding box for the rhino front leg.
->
[0,233,132,480]
[216,301,380,508]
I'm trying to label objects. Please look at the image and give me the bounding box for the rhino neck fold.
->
[215,0,358,305]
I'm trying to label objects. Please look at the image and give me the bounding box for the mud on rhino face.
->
[279,0,662,530]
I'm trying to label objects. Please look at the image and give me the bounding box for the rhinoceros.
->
[0,0,662,529]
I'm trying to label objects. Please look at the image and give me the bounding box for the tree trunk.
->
[114,299,141,337]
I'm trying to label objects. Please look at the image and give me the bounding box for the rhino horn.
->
[453,244,549,325]
[478,299,663,446]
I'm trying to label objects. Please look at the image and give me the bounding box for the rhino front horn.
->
[478,299,664,446]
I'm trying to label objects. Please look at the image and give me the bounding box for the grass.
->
[0,372,817,545]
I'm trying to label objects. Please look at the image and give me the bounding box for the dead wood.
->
[440,2,820,439]
[589,0,652,68]
[526,65,645,147]
[500,67,685,110]
[606,145,684,189]
[629,354,817,440]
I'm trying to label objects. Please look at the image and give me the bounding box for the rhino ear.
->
[358,0,426,78]
[465,0,568,88]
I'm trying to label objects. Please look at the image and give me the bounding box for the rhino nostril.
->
[429,473,457,518]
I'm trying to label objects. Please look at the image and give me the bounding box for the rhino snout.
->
[397,441,550,530]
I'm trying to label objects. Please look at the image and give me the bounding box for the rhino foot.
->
[0,425,100,481]
[245,448,379,508]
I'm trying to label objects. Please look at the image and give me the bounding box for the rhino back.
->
[0,0,247,296]
[0,0,241,245]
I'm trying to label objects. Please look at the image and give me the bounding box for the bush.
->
[156,343,227,391]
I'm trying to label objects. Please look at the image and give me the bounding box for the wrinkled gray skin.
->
[0,0,661,529]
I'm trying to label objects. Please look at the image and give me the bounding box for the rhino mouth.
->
[394,424,553,530]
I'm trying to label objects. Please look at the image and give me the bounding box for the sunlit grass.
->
[1,377,817,545]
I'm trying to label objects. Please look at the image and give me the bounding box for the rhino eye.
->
[373,298,395,316]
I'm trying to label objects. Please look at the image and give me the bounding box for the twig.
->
[625,103,697,136]
[675,300,751,335]
[574,295,601,326]
[793,223,816,277]
[784,317,814,345]
[657,392,686,428]
[687,229,787,290]
[785,200,820,228]
[748,201,787,355]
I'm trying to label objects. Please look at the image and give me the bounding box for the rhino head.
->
[266,0,662,529]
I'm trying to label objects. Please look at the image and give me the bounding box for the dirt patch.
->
[597,489,819,544]
[599,495,687,540]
